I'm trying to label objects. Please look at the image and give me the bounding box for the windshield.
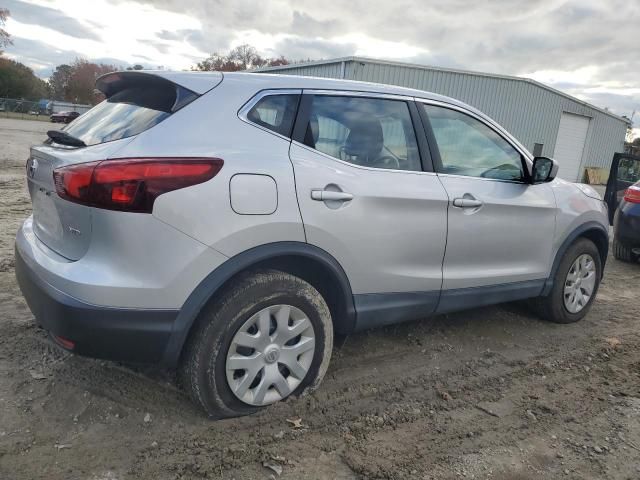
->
[62,83,193,146]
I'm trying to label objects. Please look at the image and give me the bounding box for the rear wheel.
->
[613,238,635,262]
[534,238,601,324]
[179,270,333,418]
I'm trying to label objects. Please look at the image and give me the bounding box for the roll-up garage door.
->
[553,112,591,182]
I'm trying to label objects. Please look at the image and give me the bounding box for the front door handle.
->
[453,197,483,208]
[311,189,354,202]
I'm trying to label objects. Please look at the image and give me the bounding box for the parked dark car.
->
[605,153,640,262]
[50,111,80,123]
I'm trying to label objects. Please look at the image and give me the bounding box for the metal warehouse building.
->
[256,57,630,182]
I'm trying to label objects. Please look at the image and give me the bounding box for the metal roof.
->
[253,56,630,125]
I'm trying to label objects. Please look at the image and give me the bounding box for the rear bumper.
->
[15,245,178,363]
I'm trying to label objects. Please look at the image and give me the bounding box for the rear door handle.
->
[311,190,354,202]
[453,197,483,208]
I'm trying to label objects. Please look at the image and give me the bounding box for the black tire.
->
[533,238,602,324]
[179,270,333,419]
[613,238,635,262]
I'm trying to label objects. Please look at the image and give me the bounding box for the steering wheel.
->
[480,163,520,179]
[372,155,401,169]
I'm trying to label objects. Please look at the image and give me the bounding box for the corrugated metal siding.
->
[270,63,345,79]
[267,60,627,174]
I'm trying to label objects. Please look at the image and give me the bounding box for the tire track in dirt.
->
[2,118,640,479]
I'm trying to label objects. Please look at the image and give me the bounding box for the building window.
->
[533,143,544,156]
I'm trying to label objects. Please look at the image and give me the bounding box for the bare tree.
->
[227,44,266,69]
[267,55,289,67]
[0,8,12,54]
[193,44,290,72]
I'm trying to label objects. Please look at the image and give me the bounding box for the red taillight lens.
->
[53,161,98,202]
[53,158,223,213]
[52,334,75,350]
[623,184,640,204]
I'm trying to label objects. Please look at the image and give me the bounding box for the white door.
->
[553,112,590,182]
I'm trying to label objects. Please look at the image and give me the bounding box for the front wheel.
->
[533,238,602,324]
[179,270,333,418]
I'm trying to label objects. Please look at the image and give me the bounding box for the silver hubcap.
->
[563,253,597,313]
[225,304,315,406]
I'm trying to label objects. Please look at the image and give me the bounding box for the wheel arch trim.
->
[541,221,609,296]
[162,241,355,366]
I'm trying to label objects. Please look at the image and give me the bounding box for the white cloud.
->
[229,30,427,61]
[521,66,599,86]
[6,0,207,70]
[332,33,427,59]
[584,86,640,96]
[3,0,639,131]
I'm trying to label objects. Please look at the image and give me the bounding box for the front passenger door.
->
[418,102,557,304]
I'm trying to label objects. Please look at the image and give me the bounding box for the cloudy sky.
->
[3,0,639,134]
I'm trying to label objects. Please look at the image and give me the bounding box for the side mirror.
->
[531,157,559,184]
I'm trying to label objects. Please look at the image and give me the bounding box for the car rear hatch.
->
[27,70,222,261]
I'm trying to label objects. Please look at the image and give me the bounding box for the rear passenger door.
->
[288,92,449,326]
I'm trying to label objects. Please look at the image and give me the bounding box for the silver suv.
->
[15,71,609,418]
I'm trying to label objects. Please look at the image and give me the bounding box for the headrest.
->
[344,117,383,159]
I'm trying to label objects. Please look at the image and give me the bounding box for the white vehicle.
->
[16,71,609,417]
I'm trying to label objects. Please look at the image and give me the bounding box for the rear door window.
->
[300,95,422,171]
[62,82,196,146]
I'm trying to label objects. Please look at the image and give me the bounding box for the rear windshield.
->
[62,83,195,146]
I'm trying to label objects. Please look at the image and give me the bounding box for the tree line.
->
[1,45,296,105]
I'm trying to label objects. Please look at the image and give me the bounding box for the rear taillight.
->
[624,185,640,204]
[52,334,75,350]
[53,158,223,213]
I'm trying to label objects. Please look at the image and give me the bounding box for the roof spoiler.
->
[96,70,223,98]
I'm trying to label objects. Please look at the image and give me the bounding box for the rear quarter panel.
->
[112,77,306,257]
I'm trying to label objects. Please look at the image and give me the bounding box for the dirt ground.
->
[1,117,640,480]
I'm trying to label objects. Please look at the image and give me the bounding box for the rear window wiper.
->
[47,130,87,147]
